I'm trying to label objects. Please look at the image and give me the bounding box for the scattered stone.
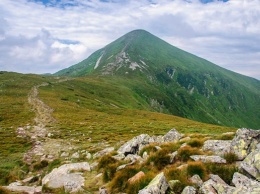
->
[4,186,42,194]
[181,186,196,194]
[232,172,260,192]
[199,174,229,194]
[9,182,22,187]
[142,151,148,159]
[118,134,151,156]
[138,172,169,194]
[169,151,178,163]
[71,152,80,159]
[163,128,183,142]
[117,161,135,171]
[99,187,108,194]
[60,152,69,157]
[230,128,260,160]
[124,154,143,162]
[180,136,191,142]
[90,162,98,170]
[202,140,231,156]
[189,174,203,187]
[17,127,27,138]
[180,143,187,148]
[112,153,125,160]
[240,148,260,180]
[93,147,115,159]
[155,146,161,150]
[42,162,90,193]
[128,171,145,184]
[190,155,226,163]
[86,153,92,160]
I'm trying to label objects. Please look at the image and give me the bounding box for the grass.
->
[176,146,202,162]
[187,161,207,180]
[0,72,236,188]
[223,152,238,164]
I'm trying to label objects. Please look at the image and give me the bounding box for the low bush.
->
[146,149,171,170]
[223,152,238,164]
[187,138,204,148]
[187,161,207,180]
[177,146,202,162]
[205,163,238,184]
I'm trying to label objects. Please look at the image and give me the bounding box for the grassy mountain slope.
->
[55,30,260,129]
[0,71,234,185]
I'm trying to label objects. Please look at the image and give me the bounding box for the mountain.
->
[55,29,260,128]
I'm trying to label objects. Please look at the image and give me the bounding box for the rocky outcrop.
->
[190,155,227,163]
[162,128,183,142]
[202,140,231,156]
[232,172,260,193]
[230,128,260,160]
[42,162,90,193]
[240,148,260,180]
[138,172,169,194]
[118,134,151,156]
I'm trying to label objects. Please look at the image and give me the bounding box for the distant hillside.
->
[55,30,260,128]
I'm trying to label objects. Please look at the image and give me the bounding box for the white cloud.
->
[0,0,259,79]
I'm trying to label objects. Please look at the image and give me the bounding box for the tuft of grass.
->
[146,149,171,170]
[47,159,62,172]
[98,155,119,182]
[187,138,204,148]
[223,152,238,164]
[205,163,238,184]
[177,146,202,162]
[0,186,11,194]
[33,160,49,171]
[139,144,157,156]
[187,161,207,180]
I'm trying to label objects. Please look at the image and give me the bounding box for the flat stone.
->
[202,140,231,156]
[190,155,226,163]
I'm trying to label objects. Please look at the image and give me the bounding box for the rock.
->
[189,174,203,187]
[211,183,237,194]
[128,171,145,184]
[169,151,178,163]
[17,127,27,138]
[42,162,90,193]
[86,153,92,160]
[163,128,183,142]
[232,172,260,193]
[199,174,228,194]
[4,186,42,194]
[240,148,260,180]
[22,174,40,184]
[99,187,108,194]
[142,151,148,159]
[180,136,191,142]
[180,143,187,148]
[181,186,196,194]
[155,146,162,150]
[230,128,260,160]
[71,152,80,159]
[112,153,125,160]
[190,155,226,163]
[124,154,143,162]
[202,140,231,156]
[90,162,98,170]
[60,152,69,157]
[117,161,135,171]
[138,172,169,194]
[93,147,115,159]
[118,134,151,156]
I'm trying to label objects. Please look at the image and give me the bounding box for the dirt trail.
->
[24,79,73,164]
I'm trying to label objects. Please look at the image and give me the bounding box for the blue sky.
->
[0,0,260,80]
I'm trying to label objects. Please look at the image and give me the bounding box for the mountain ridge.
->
[54,29,260,128]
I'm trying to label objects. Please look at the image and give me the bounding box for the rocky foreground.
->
[3,128,260,194]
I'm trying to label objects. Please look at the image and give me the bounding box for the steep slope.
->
[55,30,260,128]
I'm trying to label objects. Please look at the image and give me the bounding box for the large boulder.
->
[199,174,229,194]
[42,162,90,193]
[240,148,260,180]
[232,172,260,193]
[202,140,231,156]
[138,172,169,194]
[118,134,151,155]
[230,128,260,160]
[162,128,183,142]
[190,155,226,163]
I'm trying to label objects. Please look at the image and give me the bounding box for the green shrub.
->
[177,146,202,162]
[187,161,207,180]
[223,152,238,164]
[98,155,117,170]
[187,138,204,148]
[205,163,238,184]
[146,149,170,170]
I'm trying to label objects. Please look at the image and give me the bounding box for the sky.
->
[0,0,260,80]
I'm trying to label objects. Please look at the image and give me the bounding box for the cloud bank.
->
[0,0,259,79]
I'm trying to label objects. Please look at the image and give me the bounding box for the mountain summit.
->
[55,30,260,128]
